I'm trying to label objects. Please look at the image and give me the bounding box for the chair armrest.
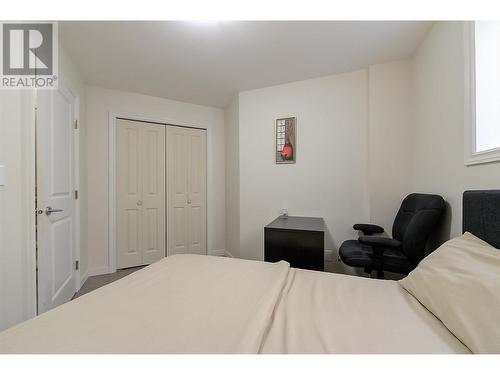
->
[353,223,384,235]
[358,236,402,249]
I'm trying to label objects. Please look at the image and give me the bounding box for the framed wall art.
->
[275,116,296,164]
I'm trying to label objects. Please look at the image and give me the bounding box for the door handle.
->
[45,206,63,216]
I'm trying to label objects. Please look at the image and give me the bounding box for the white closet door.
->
[117,120,143,268]
[141,123,166,264]
[167,127,189,255]
[116,120,165,268]
[186,128,207,255]
[167,126,207,256]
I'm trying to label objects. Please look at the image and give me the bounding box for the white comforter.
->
[261,268,469,353]
[0,255,470,353]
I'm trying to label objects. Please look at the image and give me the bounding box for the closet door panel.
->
[141,124,166,264]
[187,129,207,255]
[116,121,143,268]
[167,127,189,255]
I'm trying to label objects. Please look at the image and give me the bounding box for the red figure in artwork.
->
[282,137,293,160]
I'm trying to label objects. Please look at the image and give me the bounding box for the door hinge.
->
[74,119,78,129]
[74,190,78,200]
[75,260,79,270]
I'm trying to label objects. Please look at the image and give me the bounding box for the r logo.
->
[2,23,53,75]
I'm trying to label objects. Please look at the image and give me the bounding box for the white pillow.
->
[399,232,500,354]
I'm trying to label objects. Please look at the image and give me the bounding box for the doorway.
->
[35,85,80,314]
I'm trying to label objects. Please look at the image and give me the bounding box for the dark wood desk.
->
[264,216,325,271]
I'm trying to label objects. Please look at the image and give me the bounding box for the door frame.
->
[7,77,80,320]
[73,93,82,290]
[108,112,207,274]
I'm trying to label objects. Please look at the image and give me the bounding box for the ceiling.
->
[59,21,432,108]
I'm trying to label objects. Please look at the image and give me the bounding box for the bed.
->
[0,190,499,354]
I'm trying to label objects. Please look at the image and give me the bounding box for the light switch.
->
[0,165,5,186]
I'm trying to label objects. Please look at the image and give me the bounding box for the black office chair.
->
[339,193,445,279]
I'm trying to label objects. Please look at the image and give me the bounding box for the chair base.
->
[363,267,385,279]
[339,239,414,278]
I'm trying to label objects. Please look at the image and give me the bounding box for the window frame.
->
[464,21,500,166]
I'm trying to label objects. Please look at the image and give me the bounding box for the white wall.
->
[229,60,418,274]
[238,70,370,269]
[85,86,226,274]
[413,22,500,242]
[0,44,86,331]
[233,22,500,267]
[0,90,36,331]
[368,60,414,234]
[224,95,240,258]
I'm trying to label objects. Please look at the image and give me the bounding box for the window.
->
[464,21,500,165]
[276,119,286,152]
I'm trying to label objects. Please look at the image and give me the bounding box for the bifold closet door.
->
[116,120,166,269]
[167,126,207,256]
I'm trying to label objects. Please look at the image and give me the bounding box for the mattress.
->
[0,254,470,354]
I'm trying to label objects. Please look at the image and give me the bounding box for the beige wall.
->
[413,22,500,243]
[224,95,240,258]
[238,70,370,273]
[368,60,415,235]
[86,86,226,275]
[233,62,416,273]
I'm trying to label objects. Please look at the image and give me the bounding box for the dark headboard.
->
[463,190,500,249]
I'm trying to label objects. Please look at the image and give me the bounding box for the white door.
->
[116,120,165,268]
[36,86,77,314]
[186,128,207,255]
[167,126,207,256]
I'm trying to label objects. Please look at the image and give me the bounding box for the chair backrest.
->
[392,193,445,263]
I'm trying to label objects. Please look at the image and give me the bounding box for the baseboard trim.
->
[224,250,234,258]
[324,249,336,261]
[79,270,89,286]
[210,249,225,257]
[88,267,111,277]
